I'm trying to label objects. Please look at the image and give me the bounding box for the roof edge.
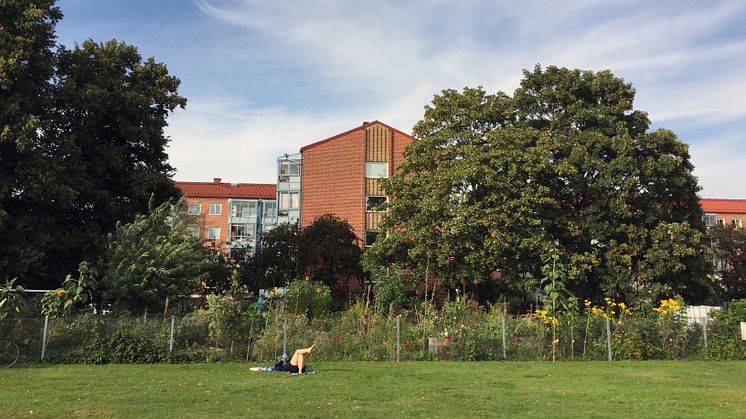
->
[300,120,414,152]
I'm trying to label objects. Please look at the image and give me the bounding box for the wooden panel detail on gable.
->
[366,178,385,195]
[366,124,391,162]
[366,211,383,231]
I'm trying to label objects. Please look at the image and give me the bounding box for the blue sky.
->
[55,0,746,198]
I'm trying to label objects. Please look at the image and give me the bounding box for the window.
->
[365,162,388,178]
[207,227,221,240]
[366,196,387,212]
[231,201,256,218]
[263,201,276,218]
[732,219,743,228]
[187,203,201,215]
[717,218,725,226]
[230,224,254,241]
[365,231,379,247]
[209,203,222,215]
[280,161,301,175]
[279,192,299,209]
[186,227,200,238]
[703,214,717,227]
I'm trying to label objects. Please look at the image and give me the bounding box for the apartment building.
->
[175,179,277,253]
[297,121,414,246]
[700,198,746,228]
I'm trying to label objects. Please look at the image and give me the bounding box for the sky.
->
[54,0,746,198]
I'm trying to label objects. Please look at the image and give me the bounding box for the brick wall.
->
[301,130,366,235]
[184,196,230,249]
[300,123,415,244]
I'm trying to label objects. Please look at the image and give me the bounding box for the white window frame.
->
[207,227,221,240]
[365,231,379,247]
[365,162,389,178]
[209,203,222,215]
[732,219,743,228]
[280,161,301,176]
[366,196,388,212]
[187,203,201,215]
[279,192,300,209]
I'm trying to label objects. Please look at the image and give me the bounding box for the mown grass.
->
[2,361,745,418]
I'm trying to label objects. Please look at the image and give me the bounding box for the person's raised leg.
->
[289,345,314,370]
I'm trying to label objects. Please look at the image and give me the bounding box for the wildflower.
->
[584,299,592,308]
[55,288,65,298]
[315,287,321,294]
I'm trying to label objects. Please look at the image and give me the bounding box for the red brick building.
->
[175,179,277,252]
[700,198,746,228]
[299,121,414,246]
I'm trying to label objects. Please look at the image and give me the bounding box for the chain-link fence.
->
[3,306,745,365]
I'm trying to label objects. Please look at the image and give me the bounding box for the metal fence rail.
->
[1,311,743,365]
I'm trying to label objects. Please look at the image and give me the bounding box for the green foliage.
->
[284,279,331,318]
[1,3,184,289]
[0,278,25,321]
[41,261,98,317]
[372,65,711,306]
[371,266,406,313]
[707,300,746,360]
[56,317,170,364]
[299,214,363,299]
[101,198,211,314]
[205,294,244,345]
[246,222,300,292]
[709,225,746,301]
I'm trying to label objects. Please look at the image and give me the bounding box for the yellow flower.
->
[584,299,592,307]
[55,288,65,298]
[315,287,321,294]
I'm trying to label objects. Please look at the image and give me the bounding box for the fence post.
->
[169,315,175,353]
[702,316,708,354]
[605,317,612,361]
[396,315,401,362]
[283,304,288,360]
[501,315,507,360]
[41,315,49,361]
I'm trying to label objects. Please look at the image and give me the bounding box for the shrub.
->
[285,279,331,318]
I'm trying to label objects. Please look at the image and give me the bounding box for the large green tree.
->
[1,1,184,288]
[101,199,211,314]
[299,214,363,297]
[710,225,746,301]
[245,222,300,292]
[0,1,67,284]
[370,65,712,304]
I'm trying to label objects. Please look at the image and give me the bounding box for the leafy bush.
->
[707,299,746,360]
[371,266,406,314]
[285,279,331,318]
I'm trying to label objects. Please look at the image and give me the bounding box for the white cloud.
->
[181,0,746,197]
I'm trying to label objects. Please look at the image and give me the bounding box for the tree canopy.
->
[244,222,301,292]
[1,1,184,288]
[299,214,364,294]
[368,65,712,305]
[710,225,746,301]
[101,199,211,314]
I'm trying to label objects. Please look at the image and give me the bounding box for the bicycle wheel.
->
[0,339,20,368]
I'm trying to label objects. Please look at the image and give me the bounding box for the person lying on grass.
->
[249,345,315,374]
[287,345,313,374]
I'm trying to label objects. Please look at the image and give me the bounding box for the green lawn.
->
[2,361,745,418]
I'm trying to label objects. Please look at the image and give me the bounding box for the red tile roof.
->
[700,198,746,214]
[300,120,414,152]
[175,180,276,200]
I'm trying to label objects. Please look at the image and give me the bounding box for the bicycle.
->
[0,337,20,367]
